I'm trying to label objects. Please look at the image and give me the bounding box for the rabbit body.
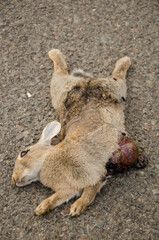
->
[12,49,131,216]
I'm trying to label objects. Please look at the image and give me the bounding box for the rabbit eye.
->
[20,149,30,158]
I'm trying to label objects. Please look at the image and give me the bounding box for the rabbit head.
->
[12,121,61,187]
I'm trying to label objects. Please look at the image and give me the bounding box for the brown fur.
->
[12,49,131,216]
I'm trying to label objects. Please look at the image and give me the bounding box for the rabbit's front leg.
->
[70,181,106,216]
[35,188,80,215]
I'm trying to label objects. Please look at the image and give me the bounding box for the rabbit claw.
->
[69,199,87,217]
[35,199,53,215]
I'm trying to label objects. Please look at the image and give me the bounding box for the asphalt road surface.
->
[0,0,159,239]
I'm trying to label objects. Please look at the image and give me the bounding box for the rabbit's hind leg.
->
[70,181,105,216]
[112,56,131,80]
[48,49,68,75]
[35,188,80,215]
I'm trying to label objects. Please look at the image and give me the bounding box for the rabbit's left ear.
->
[38,121,61,146]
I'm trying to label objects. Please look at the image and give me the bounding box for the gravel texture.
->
[0,0,159,239]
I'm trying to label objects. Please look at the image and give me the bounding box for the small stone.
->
[137,197,144,202]
[144,124,149,131]
[17,98,22,102]
[0,154,5,162]
[16,134,24,141]
[95,220,105,228]
[125,228,130,233]
[33,222,38,227]
[101,35,106,44]
[74,15,81,24]
[59,233,65,238]
[152,189,159,195]
[80,234,89,239]
[26,92,32,98]
[151,120,157,126]
[40,65,45,69]
[23,130,29,137]
[155,164,159,170]
[19,231,25,238]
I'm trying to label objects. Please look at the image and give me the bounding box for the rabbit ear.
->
[38,121,61,146]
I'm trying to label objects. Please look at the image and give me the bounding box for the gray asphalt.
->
[0,0,159,239]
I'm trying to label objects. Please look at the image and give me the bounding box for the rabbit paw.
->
[69,199,87,216]
[35,199,53,215]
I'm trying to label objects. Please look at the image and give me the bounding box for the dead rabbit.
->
[12,49,131,216]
